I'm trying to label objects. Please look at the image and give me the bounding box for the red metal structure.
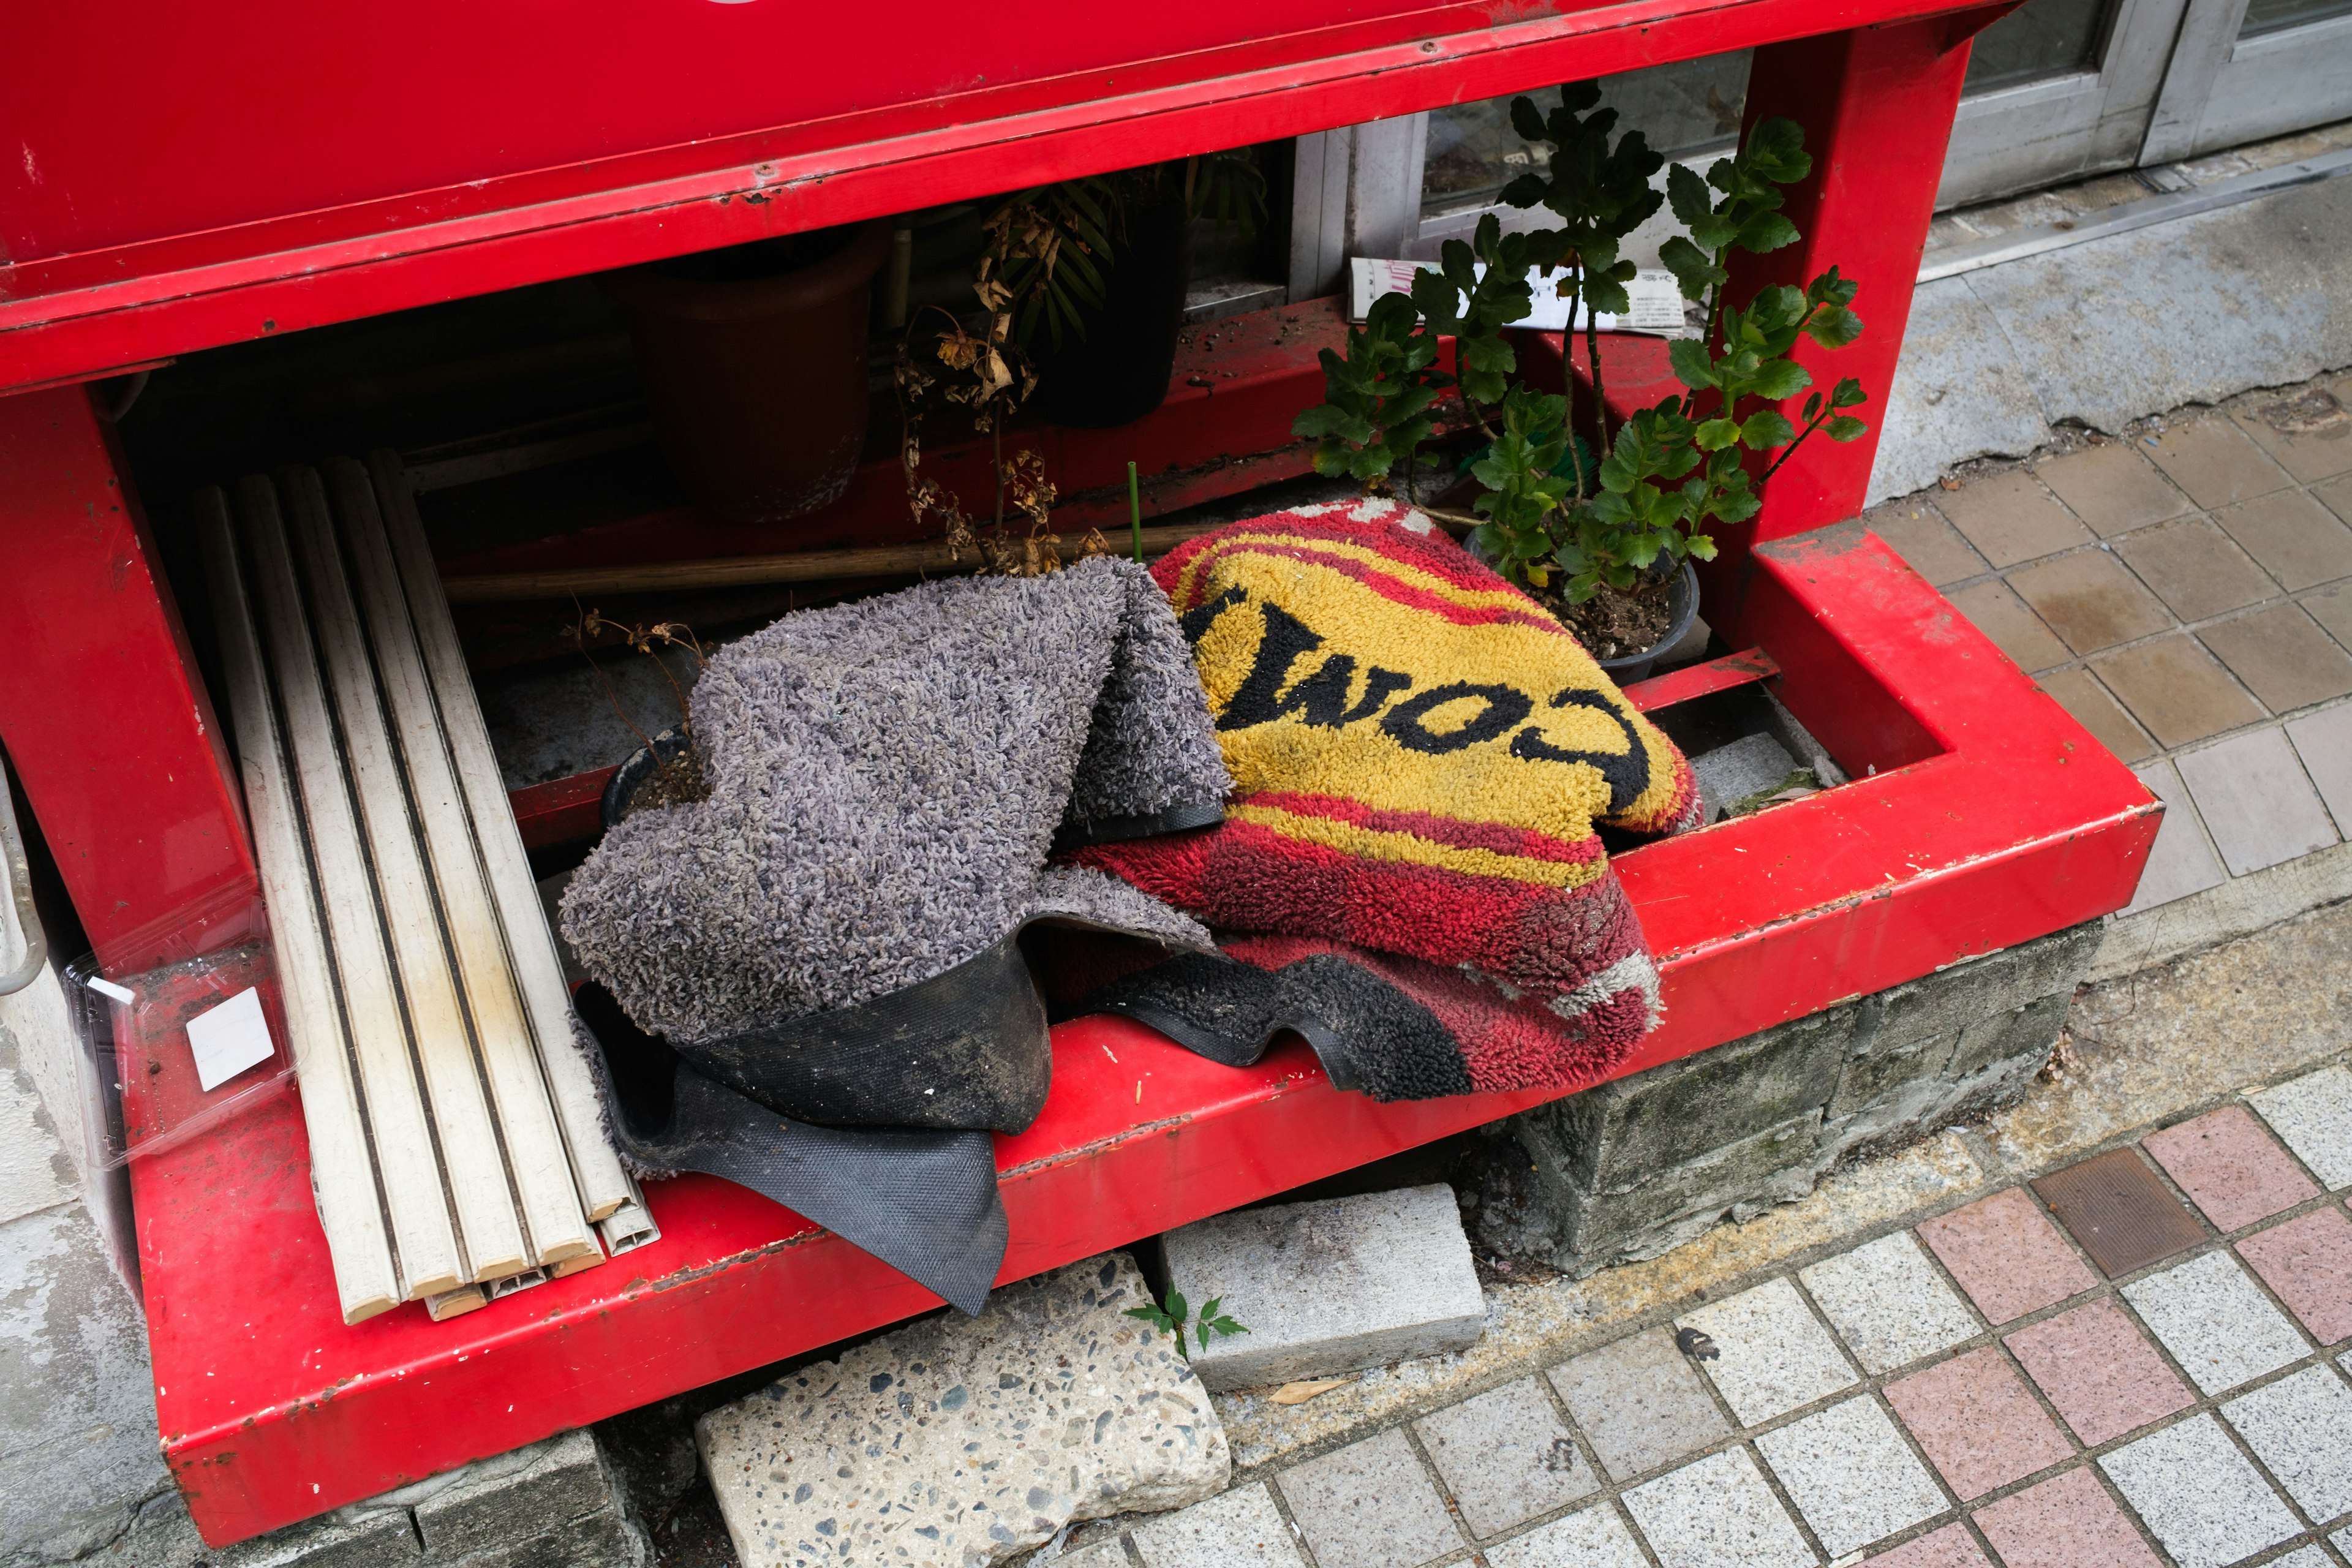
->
[0,0,2158,1547]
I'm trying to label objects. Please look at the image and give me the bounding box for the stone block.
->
[1869,949,2024,1052]
[696,1252,1226,1568]
[1523,1009,1851,1193]
[412,1430,641,1568]
[1553,1115,1823,1268]
[219,1504,421,1567]
[1167,1186,1483,1392]
[1692,731,1799,821]
[1947,991,2069,1083]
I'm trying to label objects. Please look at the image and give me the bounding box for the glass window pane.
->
[1421,55,1752,217]
[2241,0,2352,39]
[1961,0,2109,92]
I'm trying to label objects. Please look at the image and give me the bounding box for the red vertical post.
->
[1719,13,2000,547]
[0,385,257,970]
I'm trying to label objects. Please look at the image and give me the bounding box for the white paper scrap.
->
[86,975,136,1005]
[1348,258,1689,335]
[186,986,275,1093]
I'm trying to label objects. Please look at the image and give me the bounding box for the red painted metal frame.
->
[140,524,2156,1544]
[5,0,2002,394]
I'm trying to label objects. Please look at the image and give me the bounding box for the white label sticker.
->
[1348,259,1691,336]
[185,986,274,1093]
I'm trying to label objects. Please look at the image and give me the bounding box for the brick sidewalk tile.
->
[2100,1414,2302,1568]
[2236,1206,2352,1342]
[2147,419,2293,510]
[2092,636,2266,748]
[2144,1104,2321,1230]
[2037,668,2157,764]
[2120,761,2228,913]
[1936,471,2091,568]
[2032,1148,2207,1277]
[1676,1276,1859,1427]
[2232,394,2352,484]
[2112,518,2275,621]
[2309,582,2352,649]
[1621,1447,1815,1568]
[1884,1347,2071,1500]
[2174,727,2342,877]
[2250,1066,2352,1189]
[1550,1328,1732,1482]
[1412,1377,1596,1538]
[2287,703,2352,834]
[1972,1467,2162,1568]
[1868,502,1989,587]
[2199,603,2352,714]
[2220,1365,2352,1521]
[1272,1430,1461,1568]
[1948,581,2071,673]
[1917,1188,2097,1324]
[2121,1249,2310,1395]
[1754,1395,1948,1558]
[1800,1232,1979,1376]
[2007,551,2174,656]
[2217,489,2352,590]
[2336,1524,2352,1559]
[1482,1503,1649,1568]
[2003,1298,2193,1446]
[1866,1521,1992,1567]
[1131,1482,1306,1568]
[2037,445,2192,537]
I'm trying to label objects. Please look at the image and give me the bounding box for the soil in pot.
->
[599,220,891,536]
[1537,579,1678,663]
[1026,198,1195,429]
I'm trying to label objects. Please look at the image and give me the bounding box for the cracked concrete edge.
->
[1209,895,2352,1477]
[2087,838,2352,984]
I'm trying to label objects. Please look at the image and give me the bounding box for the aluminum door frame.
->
[2143,0,2352,160]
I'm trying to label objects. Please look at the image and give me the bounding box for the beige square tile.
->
[2146,418,2294,509]
[2231,390,2352,484]
[2218,488,2352,589]
[2196,604,2352,714]
[2038,668,2157,763]
[2007,550,2173,655]
[2305,583,2352,649]
[1935,470,2092,568]
[1947,579,2071,673]
[2036,445,2192,537]
[1867,500,1989,587]
[2112,518,2278,622]
[2094,636,2266,748]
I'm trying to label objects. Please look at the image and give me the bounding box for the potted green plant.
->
[1293,87,1872,678]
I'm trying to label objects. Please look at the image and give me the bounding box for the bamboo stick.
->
[281,467,530,1284]
[235,477,466,1301]
[436,520,1232,605]
[325,459,598,1269]
[195,488,402,1325]
[370,450,636,1224]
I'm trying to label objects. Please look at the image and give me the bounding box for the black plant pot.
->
[1027,199,1195,430]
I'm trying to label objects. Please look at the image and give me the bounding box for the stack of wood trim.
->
[195,454,647,1324]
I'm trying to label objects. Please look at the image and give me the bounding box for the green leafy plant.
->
[1125,1289,1250,1360]
[1291,86,1875,623]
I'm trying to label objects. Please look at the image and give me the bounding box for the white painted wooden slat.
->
[195,487,402,1324]
[280,467,529,1284]
[368,449,635,1223]
[234,475,466,1300]
[323,459,598,1270]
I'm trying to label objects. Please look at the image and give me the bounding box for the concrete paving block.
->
[2120,760,2228,915]
[2100,1413,2301,1568]
[698,1253,1227,1568]
[1865,275,2052,505]
[2119,1250,2309,1396]
[2175,726,2340,877]
[1752,1395,1947,1559]
[1412,1377,1596,1537]
[1691,731,1798,822]
[1272,1429,1462,1568]
[1800,1232,1979,1376]
[1166,1186,1485,1392]
[2249,1064,2352,1188]
[1621,1447,1815,1568]
[1549,1328,1731,1483]
[2286,701,2352,836]
[219,1503,421,1567]
[1676,1275,1858,1427]
[412,1430,631,1564]
[2220,1364,2352,1521]
[1129,1482,1302,1568]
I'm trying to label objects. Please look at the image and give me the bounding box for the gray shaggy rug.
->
[559,557,1229,1312]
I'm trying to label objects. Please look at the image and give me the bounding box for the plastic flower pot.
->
[1026,198,1195,430]
[600,220,891,533]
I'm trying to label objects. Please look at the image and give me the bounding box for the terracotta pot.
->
[1027,198,1195,430]
[600,220,891,530]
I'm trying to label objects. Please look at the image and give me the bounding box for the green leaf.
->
[1666,162,1714,227]
[1803,304,1864,349]
[1667,339,1719,392]
[1744,358,1811,401]
[1686,533,1719,560]
[1826,415,1869,442]
[1740,409,1796,449]
[1743,118,1812,184]
[1509,94,1549,142]
[1694,418,1742,451]
[1831,377,1870,409]
[1292,404,1352,439]
[1657,236,1723,302]
[1736,211,1800,254]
